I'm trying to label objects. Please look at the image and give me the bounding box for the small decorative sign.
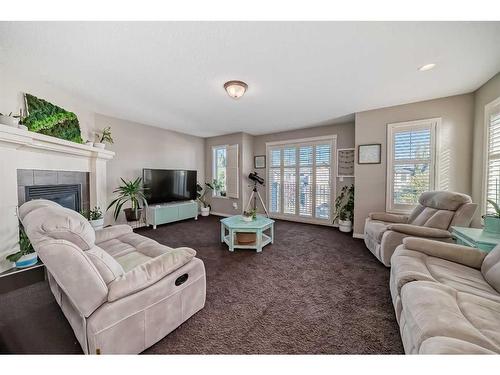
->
[358,144,381,164]
[254,155,266,169]
[337,148,355,177]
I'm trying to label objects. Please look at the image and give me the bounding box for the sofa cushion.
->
[391,247,500,302]
[18,199,61,221]
[419,336,497,354]
[86,246,125,284]
[482,245,500,293]
[22,205,95,250]
[409,207,454,230]
[400,281,500,353]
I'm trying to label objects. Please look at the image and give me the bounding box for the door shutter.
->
[226,144,239,199]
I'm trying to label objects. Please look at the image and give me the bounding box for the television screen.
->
[143,169,197,204]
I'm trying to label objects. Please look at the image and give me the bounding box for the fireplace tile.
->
[17,169,34,186]
[34,170,58,185]
[57,171,80,184]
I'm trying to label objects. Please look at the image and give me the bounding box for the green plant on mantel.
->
[23,93,83,143]
[96,126,114,144]
[6,226,34,263]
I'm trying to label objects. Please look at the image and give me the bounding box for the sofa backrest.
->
[19,199,122,317]
[482,244,500,293]
[407,191,476,230]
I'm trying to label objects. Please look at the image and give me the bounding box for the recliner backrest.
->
[19,199,123,317]
[407,191,476,230]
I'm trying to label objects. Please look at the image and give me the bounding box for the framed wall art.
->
[358,144,381,164]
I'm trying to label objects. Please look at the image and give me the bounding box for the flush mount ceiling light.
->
[224,80,248,99]
[418,63,436,72]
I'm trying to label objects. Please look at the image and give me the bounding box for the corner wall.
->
[353,93,475,236]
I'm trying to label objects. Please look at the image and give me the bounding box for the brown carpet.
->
[0,215,403,354]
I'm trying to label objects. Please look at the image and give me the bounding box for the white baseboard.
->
[352,233,365,239]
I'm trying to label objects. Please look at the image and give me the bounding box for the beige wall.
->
[354,94,475,235]
[471,72,500,224]
[0,67,96,141]
[253,121,356,215]
[97,114,205,224]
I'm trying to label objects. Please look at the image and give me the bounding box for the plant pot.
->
[90,218,104,230]
[124,208,142,222]
[236,232,256,244]
[85,141,94,147]
[338,219,352,233]
[201,207,210,216]
[484,215,500,234]
[15,253,38,269]
[242,215,254,222]
[94,142,106,149]
[0,115,19,127]
[18,124,28,131]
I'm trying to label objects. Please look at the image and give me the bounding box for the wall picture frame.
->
[254,155,266,169]
[358,144,381,164]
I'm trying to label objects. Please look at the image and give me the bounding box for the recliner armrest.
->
[402,237,487,269]
[369,212,408,223]
[95,224,133,244]
[387,224,452,238]
[107,247,196,302]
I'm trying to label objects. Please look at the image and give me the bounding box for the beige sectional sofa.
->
[19,199,206,354]
[364,191,477,267]
[390,237,500,354]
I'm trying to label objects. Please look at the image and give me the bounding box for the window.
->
[484,98,500,215]
[212,144,239,198]
[387,118,439,213]
[213,146,227,196]
[267,136,335,223]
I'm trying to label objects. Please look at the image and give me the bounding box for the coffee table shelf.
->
[220,215,275,253]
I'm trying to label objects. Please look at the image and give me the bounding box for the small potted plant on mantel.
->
[94,126,113,149]
[332,184,354,233]
[107,177,148,222]
[196,182,214,216]
[6,226,37,269]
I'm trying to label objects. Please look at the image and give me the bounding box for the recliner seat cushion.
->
[400,281,500,354]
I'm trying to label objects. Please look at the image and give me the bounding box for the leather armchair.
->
[363,191,477,267]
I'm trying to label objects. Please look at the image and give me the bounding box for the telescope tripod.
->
[244,182,269,217]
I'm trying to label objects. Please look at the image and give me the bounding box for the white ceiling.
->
[0,22,499,137]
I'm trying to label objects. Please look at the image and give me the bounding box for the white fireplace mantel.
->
[0,123,115,273]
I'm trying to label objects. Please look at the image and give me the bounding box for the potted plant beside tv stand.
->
[146,200,198,229]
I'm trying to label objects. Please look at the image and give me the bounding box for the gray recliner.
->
[18,199,206,354]
[364,191,477,267]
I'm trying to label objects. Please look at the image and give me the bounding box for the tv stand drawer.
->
[147,201,198,228]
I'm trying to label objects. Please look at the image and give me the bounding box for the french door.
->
[267,136,335,224]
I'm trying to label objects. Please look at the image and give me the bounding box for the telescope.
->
[248,172,265,185]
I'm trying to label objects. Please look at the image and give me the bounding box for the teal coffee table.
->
[220,215,275,253]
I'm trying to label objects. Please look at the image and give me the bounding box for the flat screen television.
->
[143,169,197,204]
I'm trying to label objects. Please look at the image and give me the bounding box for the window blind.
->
[387,119,437,213]
[486,111,500,214]
[267,138,334,223]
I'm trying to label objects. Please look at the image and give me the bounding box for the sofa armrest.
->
[95,224,132,244]
[402,237,487,269]
[107,247,196,302]
[387,224,452,238]
[369,212,408,223]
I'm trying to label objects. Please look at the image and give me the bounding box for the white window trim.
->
[386,118,440,214]
[482,96,500,216]
[212,144,227,198]
[265,135,337,225]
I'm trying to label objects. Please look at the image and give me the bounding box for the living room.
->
[1,1,500,373]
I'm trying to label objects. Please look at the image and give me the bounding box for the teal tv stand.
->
[146,200,198,229]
